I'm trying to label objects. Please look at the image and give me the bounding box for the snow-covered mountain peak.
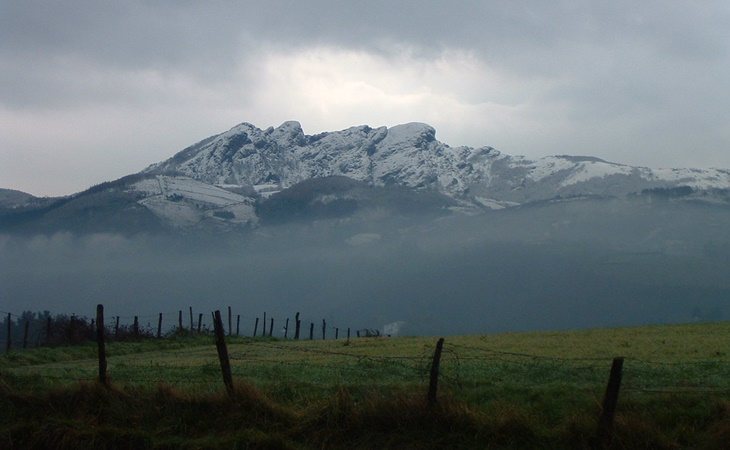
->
[270,121,306,146]
[275,120,303,132]
[225,122,259,135]
[381,122,436,148]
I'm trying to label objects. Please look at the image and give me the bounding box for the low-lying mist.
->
[2,197,728,336]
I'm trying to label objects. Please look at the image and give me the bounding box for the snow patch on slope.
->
[128,176,257,228]
[641,167,730,190]
[524,156,576,182]
[560,161,634,187]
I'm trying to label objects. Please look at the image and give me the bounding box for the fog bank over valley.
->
[2,194,728,335]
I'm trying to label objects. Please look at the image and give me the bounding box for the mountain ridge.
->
[143,120,730,208]
[3,120,730,233]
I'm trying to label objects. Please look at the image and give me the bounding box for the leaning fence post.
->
[594,357,624,448]
[253,318,259,337]
[347,328,351,342]
[236,315,240,336]
[96,304,108,386]
[189,306,194,332]
[322,319,326,340]
[198,313,203,333]
[335,327,339,340]
[6,313,12,352]
[114,316,120,338]
[157,313,163,338]
[133,316,139,339]
[178,310,183,331]
[427,338,445,407]
[294,312,301,340]
[212,310,234,397]
[23,320,29,349]
[309,322,314,340]
[284,318,289,339]
[269,318,274,337]
[262,312,267,337]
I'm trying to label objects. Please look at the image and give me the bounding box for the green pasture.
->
[1,322,729,449]
[3,322,730,400]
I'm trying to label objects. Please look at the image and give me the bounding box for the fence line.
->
[1,306,362,353]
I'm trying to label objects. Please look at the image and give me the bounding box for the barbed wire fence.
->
[2,304,729,445]
[0,305,365,351]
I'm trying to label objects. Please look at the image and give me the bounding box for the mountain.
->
[0,174,258,234]
[144,121,730,209]
[0,188,36,209]
[2,120,730,233]
[0,188,61,211]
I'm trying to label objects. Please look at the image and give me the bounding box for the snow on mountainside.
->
[144,121,730,209]
[0,175,257,233]
[127,175,257,228]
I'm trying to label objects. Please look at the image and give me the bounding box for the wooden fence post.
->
[189,306,194,332]
[228,306,232,337]
[335,327,339,340]
[262,312,267,337]
[253,318,259,337]
[309,322,314,340]
[133,316,139,339]
[96,304,108,386]
[322,319,326,340]
[594,357,624,448]
[427,338,445,407]
[198,313,203,333]
[46,317,52,345]
[212,310,234,396]
[157,313,163,338]
[269,318,274,337]
[294,312,301,340]
[115,316,120,338]
[284,318,289,339]
[236,315,240,336]
[178,310,183,331]
[347,328,350,342]
[23,321,29,349]
[68,315,76,344]
[6,313,11,352]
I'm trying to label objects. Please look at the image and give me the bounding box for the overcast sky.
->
[2,1,730,196]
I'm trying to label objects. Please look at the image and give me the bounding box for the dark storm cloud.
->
[4,1,728,103]
[2,1,730,195]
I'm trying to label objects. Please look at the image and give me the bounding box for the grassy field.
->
[2,322,729,449]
